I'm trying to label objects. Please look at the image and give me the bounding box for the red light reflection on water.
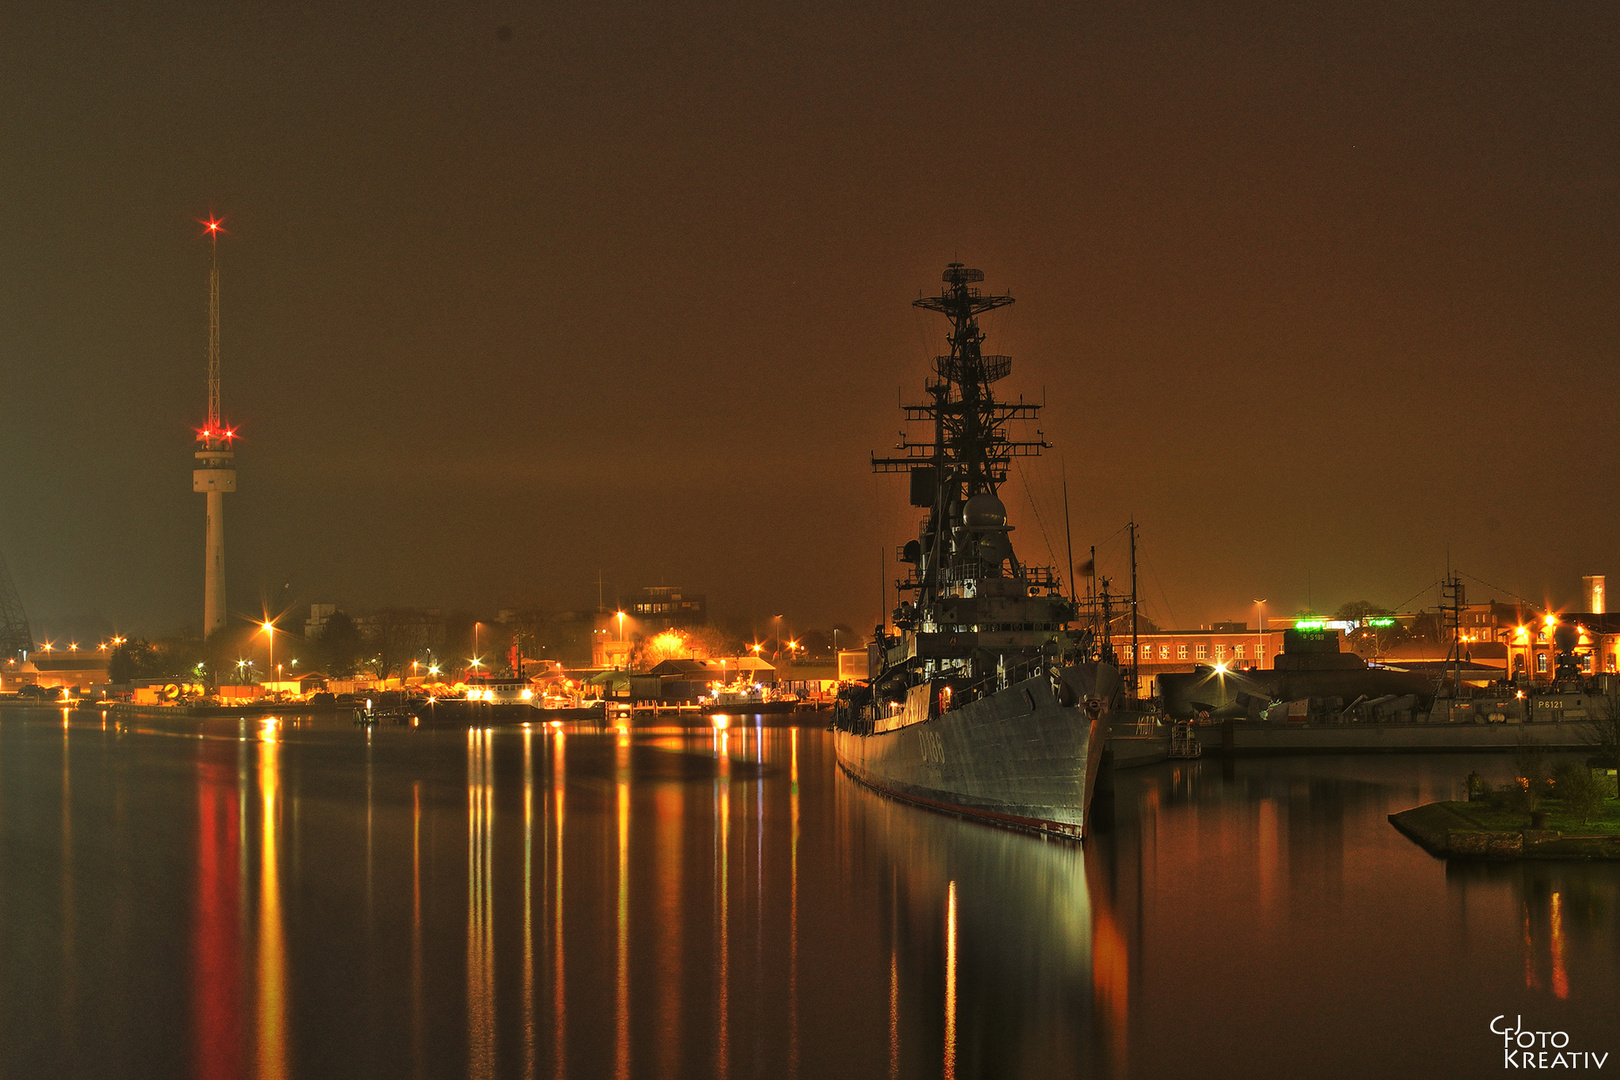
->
[192,746,242,1080]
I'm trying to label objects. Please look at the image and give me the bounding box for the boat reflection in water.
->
[839,768,1129,1080]
[5,709,1620,1079]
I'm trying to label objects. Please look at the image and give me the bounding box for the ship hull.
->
[835,664,1117,840]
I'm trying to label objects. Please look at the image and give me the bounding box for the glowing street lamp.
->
[262,621,275,696]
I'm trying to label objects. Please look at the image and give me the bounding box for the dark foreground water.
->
[0,706,1615,1079]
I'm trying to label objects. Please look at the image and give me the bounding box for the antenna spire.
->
[207,223,221,434]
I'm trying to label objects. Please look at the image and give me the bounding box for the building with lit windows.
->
[1506,612,1620,679]
[627,586,706,629]
[1117,626,1286,697]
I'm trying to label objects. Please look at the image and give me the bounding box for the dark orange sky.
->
[1,0,1615,639]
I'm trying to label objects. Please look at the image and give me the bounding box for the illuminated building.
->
[1118,625,1285,698]
[625,586,706,629]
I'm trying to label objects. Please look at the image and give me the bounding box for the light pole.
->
[262,621,275,696]
[1254,599,1266,670]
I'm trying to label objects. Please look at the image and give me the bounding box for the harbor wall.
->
[1192,718,1599,755]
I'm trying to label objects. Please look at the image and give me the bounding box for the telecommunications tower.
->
[192,218,237,638]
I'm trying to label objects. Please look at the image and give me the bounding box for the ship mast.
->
[873,264,1050,610]
[1129,519,1139,700]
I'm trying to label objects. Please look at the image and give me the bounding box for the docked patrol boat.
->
[833,264,1118,840]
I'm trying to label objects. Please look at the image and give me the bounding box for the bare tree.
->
[1588,692,1620,768]
[361,609,442,684]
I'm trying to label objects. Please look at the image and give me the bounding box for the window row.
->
[1132,642,1260,663]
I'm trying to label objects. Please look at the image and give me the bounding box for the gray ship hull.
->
[835,664,1117,840]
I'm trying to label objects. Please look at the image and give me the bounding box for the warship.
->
[833,264,1118,840]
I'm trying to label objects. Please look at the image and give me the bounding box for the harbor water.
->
[0,706,1615,1078]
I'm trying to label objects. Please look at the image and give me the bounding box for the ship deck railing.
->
[915,561,1065,593]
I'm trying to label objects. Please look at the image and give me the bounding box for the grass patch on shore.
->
[1445,798,1620,836]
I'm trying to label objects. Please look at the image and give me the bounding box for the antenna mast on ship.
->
[1129,519,1139,700]
[873,264,1054,611]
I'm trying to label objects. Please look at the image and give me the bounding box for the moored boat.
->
[833,264,1118,839]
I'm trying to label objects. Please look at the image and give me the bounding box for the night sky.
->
[2,0,1615,641]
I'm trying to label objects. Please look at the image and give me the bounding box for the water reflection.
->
[257,720,286,1080]
[194,737,242,1080]
[616,728,631,1080]
[655,746,684,1080]
[844,761,1111,1079]
[3,713,1620,1079]
[551,727,567,1080]
[523,729,536,1080]
[467,728,494,1080]
[714,725,731,1080]
[412,779,424,1080]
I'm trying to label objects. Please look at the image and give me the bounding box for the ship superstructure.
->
[834,265,1117,839]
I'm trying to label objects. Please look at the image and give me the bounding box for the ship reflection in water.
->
[0,709,1617,1078]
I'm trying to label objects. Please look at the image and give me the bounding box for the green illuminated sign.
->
[1366,617,1395,628]
[1294,620,1325,630]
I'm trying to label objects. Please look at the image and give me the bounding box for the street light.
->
[262,621,275,697]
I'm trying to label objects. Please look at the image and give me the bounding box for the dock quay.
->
[1191,717,1599,756]
[1390,801,1620,860]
